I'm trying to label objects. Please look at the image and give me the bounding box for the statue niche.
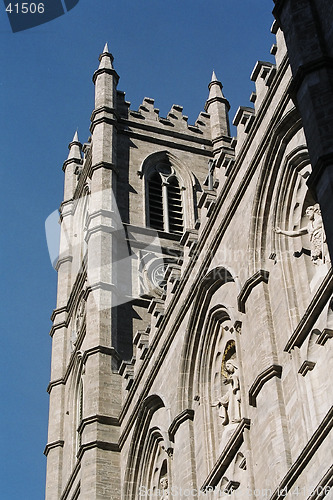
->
[212,341,241,426]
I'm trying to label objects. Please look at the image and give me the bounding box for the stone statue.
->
[76,298,85,333]
[71,298,86,351]
[275,204,329,265]
[213,360,241,426]
[159,477,169,498]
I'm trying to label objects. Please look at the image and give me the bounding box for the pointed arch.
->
[63,353,85,471]
[175,266,244,477]
[138,150,198,231]
[248,107,307,273]
[123,395,173,499]
[178,266,238,413]
[247,107,317,330]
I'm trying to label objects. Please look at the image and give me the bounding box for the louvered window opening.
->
[148,173,183,235]
[148,173,164,231]
[167,177,183,234]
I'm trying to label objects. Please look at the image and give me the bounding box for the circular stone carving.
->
[150,263,168,290]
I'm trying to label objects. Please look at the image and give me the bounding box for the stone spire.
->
[92,42,119,111]
[62,131,82,201]
[205,70,231,142]
[66,130,82,161]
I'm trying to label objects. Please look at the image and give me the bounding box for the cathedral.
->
[45,2,333,499]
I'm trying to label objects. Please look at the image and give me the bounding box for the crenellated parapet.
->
[118,96,213,141]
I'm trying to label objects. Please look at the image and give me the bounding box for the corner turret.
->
[205,71,231,157]
[92,42,119,112]
[62,130,82,201]
[90,43,119,168]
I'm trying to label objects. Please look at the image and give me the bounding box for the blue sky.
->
[0,1,275,498]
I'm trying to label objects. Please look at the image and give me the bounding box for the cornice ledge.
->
[77,414,120,434]
[43,439,64,456]
[90,105,117,122]
[90,116,117,134]
[298,360,316,377]
[205,95,231,112]
[201,418,251,490]
[316,328,333,346]
[237,270,269,313]
[90,161,118,175]
[92,67,119,85]
[268,406,333,500]
[49,321,67,338]
[50,305,67,322]
[84,281,117,298]
[47,377,65,394]
[77,439,120,461]
[55,255,73,272]
[86,209,115,224]
[85,223,116,242]
[168,409,195,441]
[62,157,83,172]
[82,345,121,368]
[284,267,333,352]
[249,365,282,407]
[119,127,212,156]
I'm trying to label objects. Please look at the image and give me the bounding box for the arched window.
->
[147,165,183,235]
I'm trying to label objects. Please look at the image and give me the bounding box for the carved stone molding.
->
[168,409,195,441]
[179,229,198,248]
[84,281,117,297]
[62,156,82,172]
[224,480,240,493]
[55,255,73,271]
[268,406,333,500]
[239,457,247,470]
[43,439,64,457]
[47,377,65,394]
[249,365,283,407]
[284,268,333,352]
[133,330,149,360]
[49,320,67,338]
[82,345,121,371]
[50,306,67,323]
[305,464,333,500]
[59,460,81,500]
[77,414,120,435]
[234,320,242,334]
[298,361,316,377]
[119,360,135,390]
[201,418,251,490]
[237,270,269,313]
[316,328,333,346]
[77,439,120,461]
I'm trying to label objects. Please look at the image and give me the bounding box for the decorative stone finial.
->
[211,70,218,82]
[92,43,118,85]
[67,130,82,161]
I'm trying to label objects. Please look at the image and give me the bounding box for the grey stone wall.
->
[45,25,333,500]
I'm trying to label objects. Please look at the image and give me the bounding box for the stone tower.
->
[45,20,333,500]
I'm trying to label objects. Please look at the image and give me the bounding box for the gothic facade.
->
[45,6,333,500]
